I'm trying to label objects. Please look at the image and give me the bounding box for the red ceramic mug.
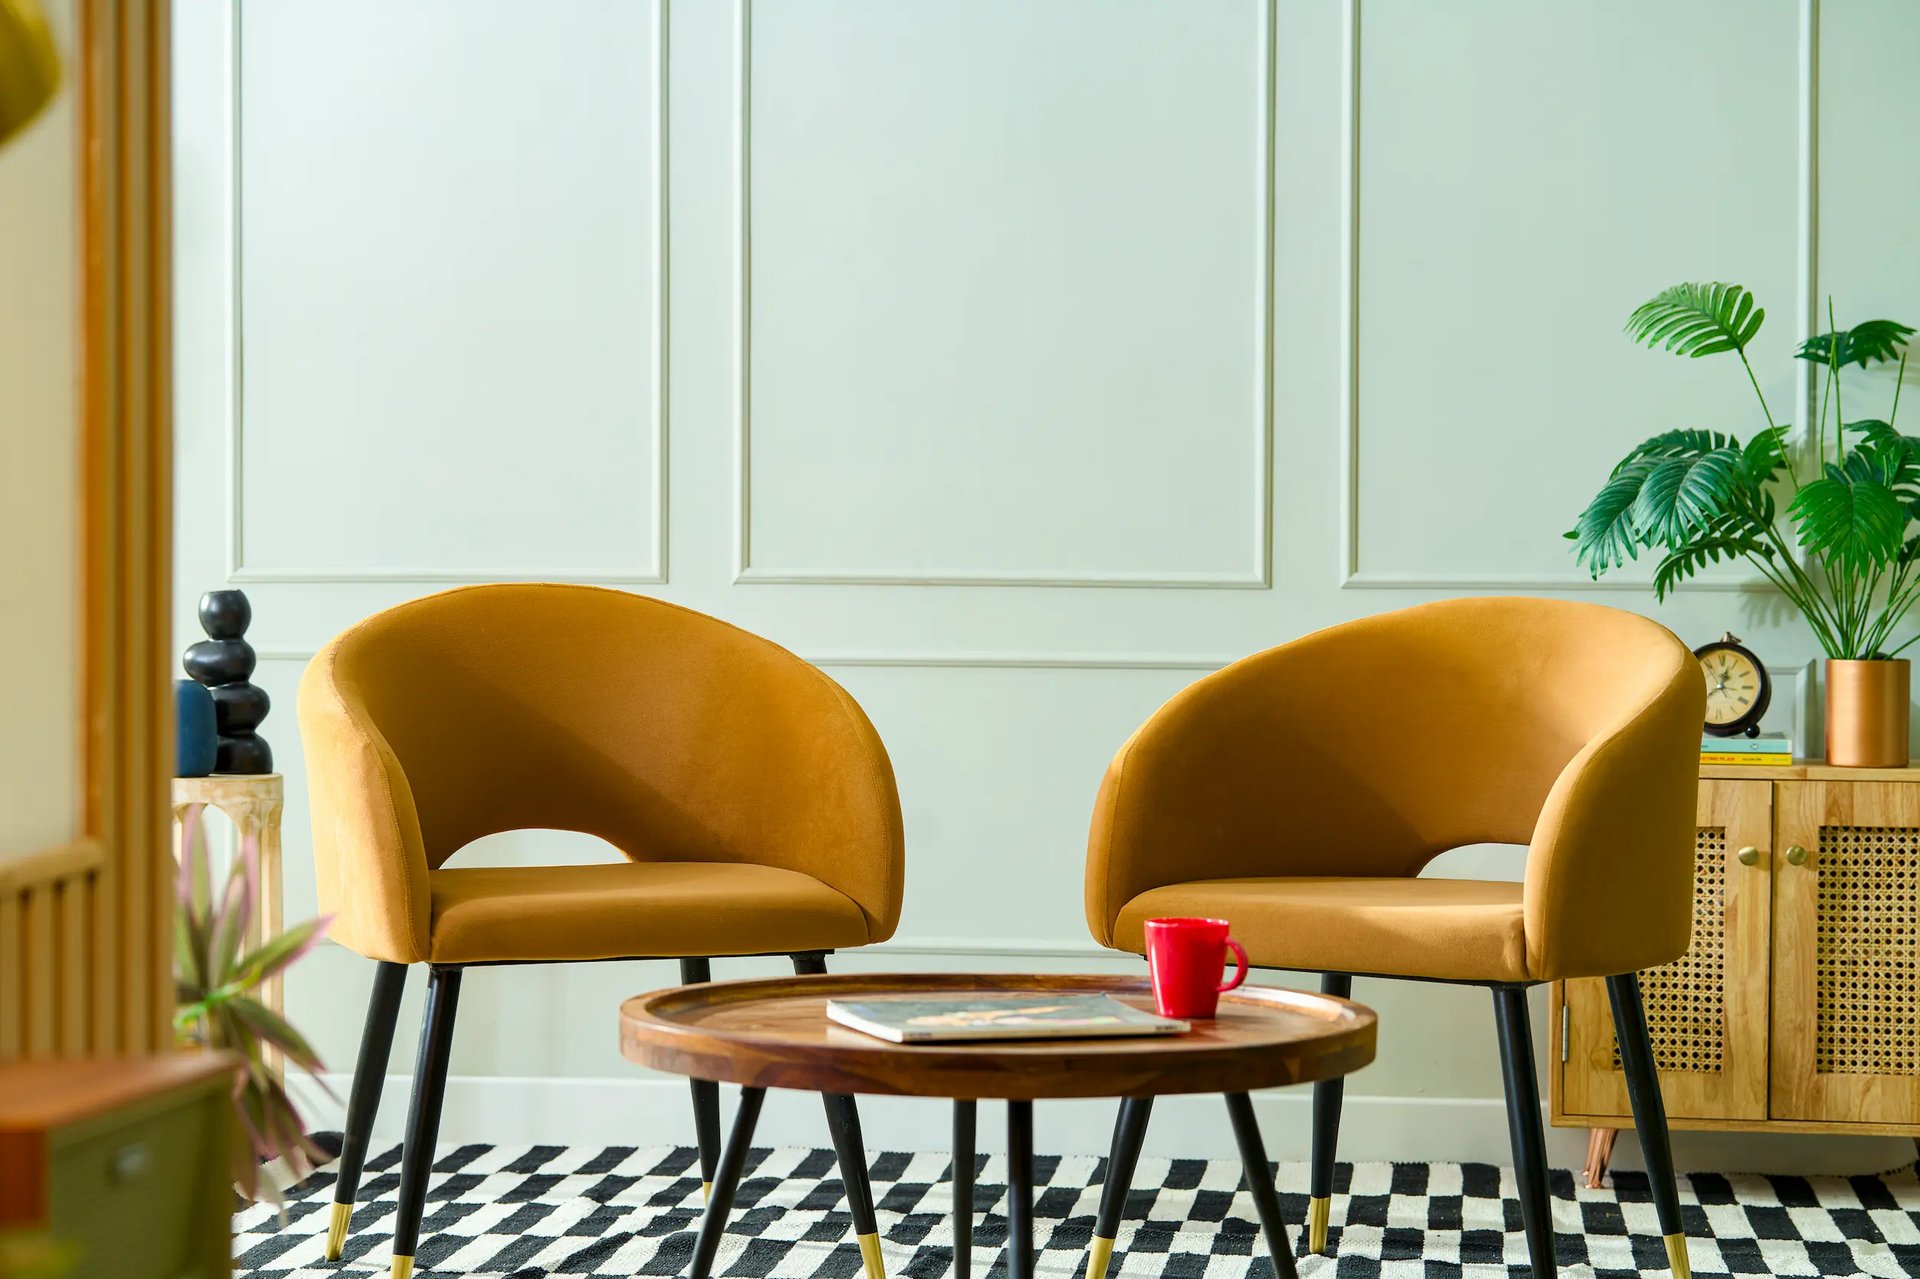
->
[1144,916,1249,1019]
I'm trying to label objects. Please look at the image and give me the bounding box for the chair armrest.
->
[1523,659,1704,980]
[296,651,433,965]
[770,673,906,943]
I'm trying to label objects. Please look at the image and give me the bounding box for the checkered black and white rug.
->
[236,1141,1920,1278]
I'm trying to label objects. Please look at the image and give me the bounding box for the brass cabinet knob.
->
[1785,845,1810,866]
[1736,845,1761,866]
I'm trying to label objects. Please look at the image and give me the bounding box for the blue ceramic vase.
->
[175,678,217,777]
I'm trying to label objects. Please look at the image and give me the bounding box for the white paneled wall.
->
[171,0,1920,1170]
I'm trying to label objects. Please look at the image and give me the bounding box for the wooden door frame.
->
[80,0,174,1055]
[0,0,173,1059]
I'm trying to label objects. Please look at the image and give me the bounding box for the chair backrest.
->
[298,584,904,962]
[1086,597,1704,976]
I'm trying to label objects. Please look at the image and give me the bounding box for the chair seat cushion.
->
[1112,876,1529,984]
[427,861,873,963]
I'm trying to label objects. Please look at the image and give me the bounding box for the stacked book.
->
[1701,733,1793,767]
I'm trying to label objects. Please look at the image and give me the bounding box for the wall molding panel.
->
[253,646,1233,673]
[224,0,671,586]
[1339,0,1808,592]
[732,0,1277,589]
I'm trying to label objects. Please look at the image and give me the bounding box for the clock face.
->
[1701,647,1763,726]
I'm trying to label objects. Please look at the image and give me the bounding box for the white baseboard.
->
[288,1072,1917,1178]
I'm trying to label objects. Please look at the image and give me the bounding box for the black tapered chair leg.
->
[325,960,408,1260]
[1224,1093,1302,1279]
[952,1100,976,1279]
[388,965,463,1279]
[1309,972,1352,1254]
[1609,972,1690,1279]
[680,958,722,1200]
[687,1086,767,1279]
[1088,1097,1153,1279]
[792,952,886,1279]
[1493,986,1557,1278]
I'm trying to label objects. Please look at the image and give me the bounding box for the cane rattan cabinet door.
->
[1561,779,1772,1121]
[1771,781,1920,1125]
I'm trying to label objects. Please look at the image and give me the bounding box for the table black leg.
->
[687,1086,765,1279]
[821,1092,885,1279]
[1224,1093,1300,1279]
[1006,1100,1035,1279]
[952,1100,976,1279]
[1089,1097,1153,1279]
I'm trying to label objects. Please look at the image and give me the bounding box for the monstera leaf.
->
[1625,283,1764,357]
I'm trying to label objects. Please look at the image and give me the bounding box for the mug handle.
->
[1216,938,1249,993]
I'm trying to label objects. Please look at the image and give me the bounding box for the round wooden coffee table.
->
[620,972,1376,1279]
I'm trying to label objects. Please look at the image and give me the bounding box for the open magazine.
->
[826,992,1188,1043]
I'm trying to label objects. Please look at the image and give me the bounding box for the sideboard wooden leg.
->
[1583,1127,1617,1189]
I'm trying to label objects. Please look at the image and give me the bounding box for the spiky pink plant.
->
[173,802,333,1205]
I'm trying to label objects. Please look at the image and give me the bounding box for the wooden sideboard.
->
[1551,760,1920,1182]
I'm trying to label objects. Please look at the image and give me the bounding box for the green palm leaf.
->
[1788,476,1905,571]
[1741,428,1788,484]
[1614,428,1738,475]
[1796,320,1914,368]
[1626,283,1764,357]
[1633,447,1743,545]
[1652,532,1769,602]
[1573,459,1655,573]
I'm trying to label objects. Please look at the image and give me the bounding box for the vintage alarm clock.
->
[1695,632,1770,738]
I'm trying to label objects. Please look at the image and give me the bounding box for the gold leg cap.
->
[1086,1234,1116,1279]
[857,1231,886,1279]
[390,1255,414,1279]
[702,1180,712,1203]
[1664,1232,1690,1279]
[1308,1196,1332,1254]
[324,1201,351,1260]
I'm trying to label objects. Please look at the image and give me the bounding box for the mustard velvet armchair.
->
[298,584,906,1279]
[1082,598,1705,1279]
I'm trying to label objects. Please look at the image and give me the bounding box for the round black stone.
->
[217,734,273,775]
[199,589,252,640]
[210,682,270,735]
[183,638,256,686]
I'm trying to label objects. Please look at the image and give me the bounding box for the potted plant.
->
[1569,283,1915,766]
[174,803,332,1205]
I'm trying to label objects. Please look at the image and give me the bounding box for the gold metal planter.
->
[1824,659,1910,768]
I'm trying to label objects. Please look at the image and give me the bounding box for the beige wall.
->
[0,0,78,861]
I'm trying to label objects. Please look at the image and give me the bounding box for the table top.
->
[619,972,1376,1100]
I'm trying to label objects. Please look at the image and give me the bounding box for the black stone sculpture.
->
[184,588,272,774]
